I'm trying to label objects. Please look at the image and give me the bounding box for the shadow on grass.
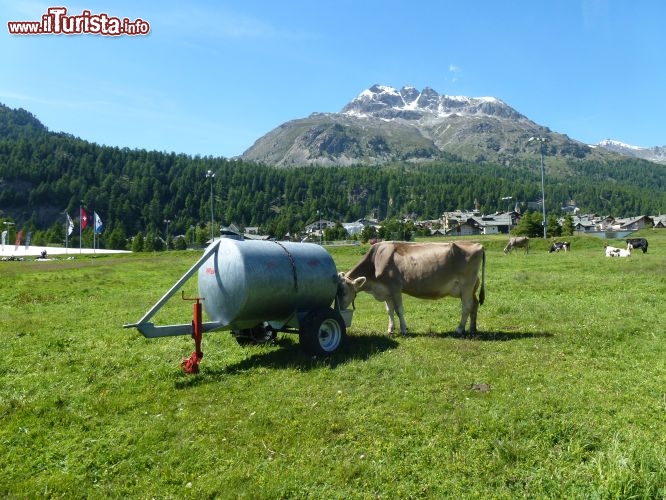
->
[405,330,555,341]
[174,334,399,388]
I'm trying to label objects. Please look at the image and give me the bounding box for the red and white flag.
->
[80,207,88,230]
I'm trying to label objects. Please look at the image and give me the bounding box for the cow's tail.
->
[478,248,486,306]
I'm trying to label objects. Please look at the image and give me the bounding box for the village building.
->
[651,215,666,228]
[304,219,336,236]
[609,215,651,231]
[342,219,380,236]
[441,211,517,236]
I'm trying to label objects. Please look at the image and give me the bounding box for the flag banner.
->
[80,207,88,230]
[1,230,6,248]
[94,212,104,234]
[15,229,24,250]
[25,231,32,250]
[67,213,74,236]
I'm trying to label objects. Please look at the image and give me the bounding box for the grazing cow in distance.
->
[504,236,529,254]
[337,241,486,336]
[605,245,631,257]
[626,238,648,254]
[617,248,631,257]
[549,241,570,253]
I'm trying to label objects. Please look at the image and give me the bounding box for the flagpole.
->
[93,209,96,253]
[94,212,103,251]
[79,204,82,254]
[64,212,68,254]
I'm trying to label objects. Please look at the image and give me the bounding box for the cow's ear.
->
[352,277,366,290]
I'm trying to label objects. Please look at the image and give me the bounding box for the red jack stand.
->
[181,294,204,374]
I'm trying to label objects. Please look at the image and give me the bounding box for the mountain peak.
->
[340,84,522,121]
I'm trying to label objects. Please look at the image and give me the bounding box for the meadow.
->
[1,232,664,498]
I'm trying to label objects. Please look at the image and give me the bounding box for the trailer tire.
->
[234,324,276,346]
[299,308,346,356]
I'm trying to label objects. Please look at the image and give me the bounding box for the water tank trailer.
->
[124,238,353,373]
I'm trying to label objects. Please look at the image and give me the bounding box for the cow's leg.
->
[385,294,408,335]
[468,293,480,335]
[456,292,477,336]
[384,300,396,334]
[392,293,408,335]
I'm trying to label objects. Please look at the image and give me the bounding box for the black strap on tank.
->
[272,241,298,293]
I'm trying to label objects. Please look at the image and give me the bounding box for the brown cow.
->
[504,236,529,254]
[337,241,486,336]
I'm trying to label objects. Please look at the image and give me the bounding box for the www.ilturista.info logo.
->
[7,7,150,36]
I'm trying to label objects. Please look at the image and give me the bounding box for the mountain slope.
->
[241,84,610,167]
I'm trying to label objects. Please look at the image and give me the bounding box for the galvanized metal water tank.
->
[197,238,339,330]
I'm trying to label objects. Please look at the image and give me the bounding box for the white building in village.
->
[342,219,381,236]
[304,219,336,236]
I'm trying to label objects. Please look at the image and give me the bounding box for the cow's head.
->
[337,272,366,309]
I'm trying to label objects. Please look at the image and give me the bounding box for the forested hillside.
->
[1,104,665,249]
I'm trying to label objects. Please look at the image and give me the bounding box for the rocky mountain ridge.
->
[595,139,666,165]
[340,84,526,122]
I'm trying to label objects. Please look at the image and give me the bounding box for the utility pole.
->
[528,136,548,238]
[163,219,171,250]
[206,170,215,241]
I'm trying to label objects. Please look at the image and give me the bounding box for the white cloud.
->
[448,64,462,82]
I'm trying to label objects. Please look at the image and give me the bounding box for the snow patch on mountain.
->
[341,84,523,122]
[598,139,643,151]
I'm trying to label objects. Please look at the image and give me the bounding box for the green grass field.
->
[1,232,665,498]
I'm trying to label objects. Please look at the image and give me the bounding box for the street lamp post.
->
[501,196,513,213]
[163,219,171,250]
[206,170,215,241]
[528,136,548,238]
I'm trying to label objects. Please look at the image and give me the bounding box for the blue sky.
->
[1,0,665,158]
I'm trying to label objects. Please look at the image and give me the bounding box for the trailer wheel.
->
[234,324,277,346]
[299,309,346,356]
